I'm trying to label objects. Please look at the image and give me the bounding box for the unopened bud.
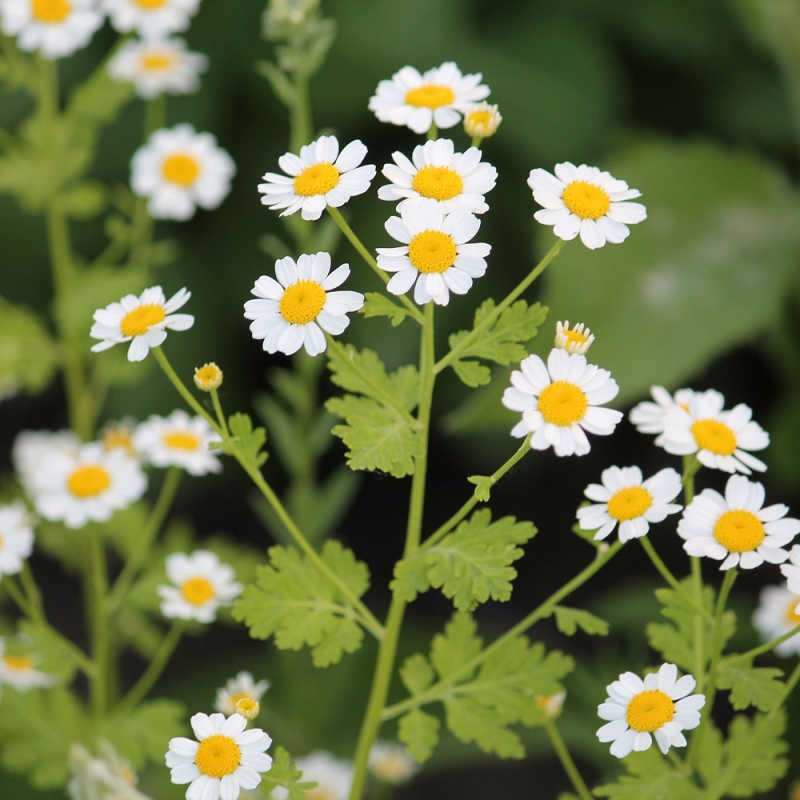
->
[193,362,223,392]
[463,102,502,139]
[235,697,260,720]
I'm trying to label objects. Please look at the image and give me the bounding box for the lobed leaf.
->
[553,605,610,637]
[398,709,440,763]
[715,661,785,712]
[225,412,268,469]
[0,298,58,393]
[259,747,315,800]
[594,748,705,799]
[361,292,414,327]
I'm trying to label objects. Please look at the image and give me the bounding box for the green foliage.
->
[447,299,548,387]
[326,345,421,477]
[233,541,370,667]
[553,605,610,637]
[392,509,536,610]
[398,709,440,763]
[0,298,58,393]
[715,660,785,711]
[646,578,735,673]
[224,412,269,469]
[259,747,314,800]
[594,748,704,799]
[397,613,573,761]
[361,292,414,327]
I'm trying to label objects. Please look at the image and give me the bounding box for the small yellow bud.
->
[554,320,595,355]
[193,362,223,392]
[463,102,502,139]
[235,697,260,720]
[536,691,566,719]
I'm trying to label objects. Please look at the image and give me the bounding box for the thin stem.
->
[725,623,800,664]
[348,303,437,800]
[543,718,593,800]
[325,206,424,324]
[470,135,482,148]
[88,530,109,717]
[289,73,312,152]
[435,238,565,375]
[152,347,220,430]
[428,123,438,140]
[422,436,531,550]
[210,388,230,437]
[382,541,624,721]
[19,562,44,617]
[119,623,183,711]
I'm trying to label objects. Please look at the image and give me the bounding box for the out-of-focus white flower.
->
[536,691,566,719]
[0,501,34,578]
[629,386,696,437]
[68,740,151,800]
[368,742,417,785]
[134,410,221,475]
[100,418,139,459]
[214,671,270,716]
[274,751,353,800]
[0,637,52,691]
[753,585,800,657]
[103,0,200,38]
[13,429,80,497]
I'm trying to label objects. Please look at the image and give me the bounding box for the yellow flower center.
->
[141,52,175,71]
[162,431,201,451]
[194,363,223,391]
[195,734,241,778]
[404,84,455,109]
[465,109,493,134]
[562,329,589,348]
[133,0,167,8]
[537,381,588,426]
[31,0,71,23]
[412,166,463,201]
[690,419,737,456]
[786,598,800,625]
[626,689,675,732]
[161,153,201,186]
[3,654,34,672]
[279,280,326,324]
[607,486,653,522]
[293,163,340,196]
[713,509,765,553]
[561,180,611,220]
[408,230,457,274]
[102,429,135,455]
[234,697,260,719]
[180,576,215,606]
[67,465,111,498]
[120,303,166,337]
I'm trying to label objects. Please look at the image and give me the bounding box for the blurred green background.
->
[1,0,800,796]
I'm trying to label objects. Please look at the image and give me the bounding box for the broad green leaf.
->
[233,541,370,667]
[259,747,314,800]
[0,298,58,393]
[398,709,440,763]
[392,509,536,610]
[553,605,610,637]
[715,661,784,711]
[224,412,268,469]
[594,748,704,799]
[361,292,414,327]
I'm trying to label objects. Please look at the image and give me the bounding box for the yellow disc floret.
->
[625,689,675,732]
[607,487,653,522]
[181,576,215,606]
[161,153,201,187]
[195,734,241,778]
[133,0,167,8]
[408,230,457,274]
[537,381,588,426]
[279,280,326,324]
[194,363,223,392]
[141,52,175,71]
[713,509,765,553]
[690,419,737,456]
[404,84,455,109]
[3,654,34,672]
[120,303,166,337]
[234,697,260,720]
[67,465,111,498]
[163,431,201,451]
[293,163,340,196]
[31,0,71,23]
[412,166,463,201]
[561,181,611,220]
[786,598,800,625]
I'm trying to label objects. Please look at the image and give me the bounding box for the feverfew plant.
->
[0,2,799,800]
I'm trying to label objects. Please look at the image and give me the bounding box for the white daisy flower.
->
[274,752,353,800]
[753,586,800,657]
[376,199,490,306]
[108,37,208,99]
[502,348,623,457]
[158,550,242,623]
[657,389,769,475]
[0,638,53,690]
[68,741,150,800]
[463,102,502,139]
[368,742,417,785]
[90,285,194,362]
[0,0,102,59]
[100,417,140,459]
[258,135,375,222]
[214,672,270,716]
[132,124,235,221]
[781,545,800,594]
[134,410,221,476]
[528,162,647,249]
[629,385,696,436]
[597,663,704,758]
[32,442,147,529]
[103,0,199,38]
[244,252,364,357]
[0,501,34,578]
[13,429,80,497]
[166,712,272,800]
[369,61,490,135]
[678,475,800,570]
[554,320,595,355]
[577,466,682,543]
[377,138,497,216]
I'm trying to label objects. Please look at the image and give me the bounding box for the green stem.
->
[422,436,531,550]
[210,387,230,437]
[428,123,438,140]
[119,623,183,711]
[683,455,705,695]
[325,206,424,325]
[724,622,800,664]
[348,303,437,800]
[382,541,624,721]
[470,135,482,148]
[88,530,109,717]
[543,718,593,800]
[289,73,312,152]
[107,467,182,613]
[19,562,44,617]
[152,348,220,430]
[435,238,565,375]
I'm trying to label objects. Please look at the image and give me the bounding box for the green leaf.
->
[715,661,784,711]
[60,181,106,219]
[0,298,58,393]
[225,412,268,469]
[233,541,370,667]
[64,54,135,132]
[259,747,314,800]
[392,509,536,610]
[400,653,435,695]
[694,722,724,789]
[467,474,494,502]
[430,613,483,680]
[553,605,610,637]
[398,709,440,763]
[594,748,705,799]
[361,292,414,327]
[450,358,492,387]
